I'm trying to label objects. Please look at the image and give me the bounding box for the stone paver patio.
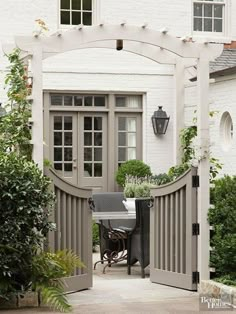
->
[2,253,235,313]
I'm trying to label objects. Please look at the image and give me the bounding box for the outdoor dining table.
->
[92,211,136,273]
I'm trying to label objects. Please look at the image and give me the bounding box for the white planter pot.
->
[122,198,136,213]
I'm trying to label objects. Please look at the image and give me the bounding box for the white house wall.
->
[185,77,236,176]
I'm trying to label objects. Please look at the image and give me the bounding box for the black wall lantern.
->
[151,106,170,135]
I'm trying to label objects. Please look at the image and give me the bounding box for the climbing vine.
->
[0,48,32,159]
[177,112,222,182]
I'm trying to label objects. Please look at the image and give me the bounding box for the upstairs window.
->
[60,0,92,25]
[193,0,225,33]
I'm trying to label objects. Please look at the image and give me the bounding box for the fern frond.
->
[54,250,85,276]
[40,285,72,313]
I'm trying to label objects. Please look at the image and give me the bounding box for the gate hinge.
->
[192,223,200,236]
[192,175,199,188]
[192,271,200,284]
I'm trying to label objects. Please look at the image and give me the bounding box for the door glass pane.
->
[64,116,72,130]
[84,132,92,145]
[194,17,202,31]
[204,18,212,31]
[214,19,222,32]
[64,132,72,146]
[51,95,62,106]
[61,0,70,9]
[61,11,70,24]
[94,148,102,161]
[72,12,81,25]
[64,95,73,106]
[84,96,92,106]
[54,148,62,161]
[94,96,105,107]
[128,148,136,160]
[118,148,126,161]
[94,117,102,130]
[94,164,102,177]
[128,133,136,147]
[74,95,83,106]
[118,133,126,146]
[83,0,92,10]
[84,148,92,161]
[54,116,62,130]
[94,133,102,146]
[214,5,223,18]
[64,163,73,178]
[64,148,72,161]
[72,0,81,10]
[84,163,92,177]
[64,163,73,172]
[118,117,126,130]
[54,132,62,145]
[127,118,136,132]
[83,12,92,25]
[194,3,202,17]
[54,163,62,170]
[204,4,213,17]
[84,117,92,130]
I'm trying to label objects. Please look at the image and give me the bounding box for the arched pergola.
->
[3,24,223,284]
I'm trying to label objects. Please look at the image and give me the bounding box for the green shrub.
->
[208,175,236,281]
[0,152,55,298]
[115,160,152,187]
[151,173,171,186]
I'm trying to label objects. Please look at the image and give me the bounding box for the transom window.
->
[51,94,106,107]
[60,0,92,25]
[193,0,225,33]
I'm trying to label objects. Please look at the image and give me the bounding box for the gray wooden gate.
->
[150,167,198,290]
[45,168,93,292]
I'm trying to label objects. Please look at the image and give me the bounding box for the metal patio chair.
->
[91,192,136,273]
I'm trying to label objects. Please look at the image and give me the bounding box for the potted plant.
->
[123,177,151,213]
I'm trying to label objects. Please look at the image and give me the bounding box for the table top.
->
[92,211,136,220]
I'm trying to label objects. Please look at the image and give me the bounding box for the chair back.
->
[92,192,136,229]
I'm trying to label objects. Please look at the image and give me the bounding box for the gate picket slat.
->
[157,197,161,269]
[62,192,67,249]
[56,188,61,251]
[67,195,72,250]
[71,197,76,259]
[160,196,164,270]
[180,188,184,274]
[165,195,169,271]
[77,198,82,275]
[175,190,179,273]
[170,193,174,272]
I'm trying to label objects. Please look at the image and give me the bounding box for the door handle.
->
[73,158,77,169]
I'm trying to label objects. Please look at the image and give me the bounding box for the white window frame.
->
[58,0,100,28]
[192,0,226,36]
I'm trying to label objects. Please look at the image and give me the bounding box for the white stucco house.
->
[0,0,236,191]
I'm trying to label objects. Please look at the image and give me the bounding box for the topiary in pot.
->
[115,160,152,187]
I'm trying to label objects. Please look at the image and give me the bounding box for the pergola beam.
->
[14,25,222,60]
